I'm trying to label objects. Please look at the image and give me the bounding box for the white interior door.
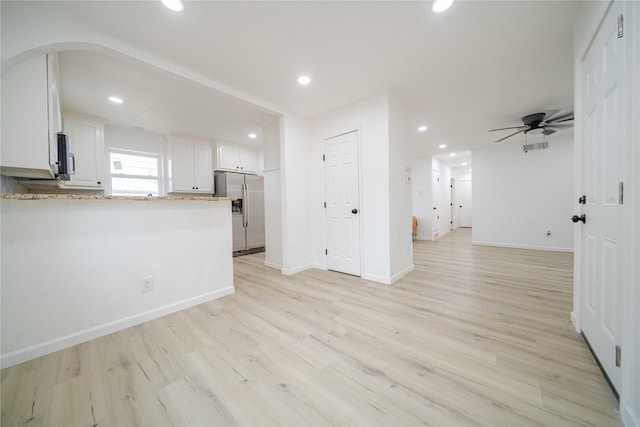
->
[579,0,626,393]
[432,169,440,239]
[324,131,360,276]
[458,179,472,228]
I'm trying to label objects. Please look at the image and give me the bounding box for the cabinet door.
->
[171,139,195,192]
[240,147,258,173]
[64,116,104,188]
[193,142,213,193]
[217,144,241,171]
[0,55,54,178]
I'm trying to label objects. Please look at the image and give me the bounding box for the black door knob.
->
[572,214,586,224]
[351,209,358,214]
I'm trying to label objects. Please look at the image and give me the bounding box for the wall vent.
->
[523,141,548,153]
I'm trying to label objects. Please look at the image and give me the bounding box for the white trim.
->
[472,241,573,253]
[263,260,282,270]
[361,273,393,285]
[281,263,314,276]
[390,264,414,284]
[1,286,234,369]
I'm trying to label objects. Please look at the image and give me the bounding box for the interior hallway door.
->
[458,178,472,228]
[579,0,626,393]
[324,130,361,276]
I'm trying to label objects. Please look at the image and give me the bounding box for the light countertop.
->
[0,193,234,201]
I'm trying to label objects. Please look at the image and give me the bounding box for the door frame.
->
[321,126,363,276]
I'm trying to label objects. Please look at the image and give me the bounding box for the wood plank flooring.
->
[1,229,621,426]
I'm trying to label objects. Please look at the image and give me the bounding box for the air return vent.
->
[523,141,548,153]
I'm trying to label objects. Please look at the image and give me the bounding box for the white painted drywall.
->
[388,94,414,280]
[262,117,282,269]
[472,132,574,251]
[280,114,313,275]
[311,93,391,282]
[0,198,234,367]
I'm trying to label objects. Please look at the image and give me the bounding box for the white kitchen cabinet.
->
[0,53,62,179]
[214,142,258,174]
[60,115,105,189]
[169,136,214,193]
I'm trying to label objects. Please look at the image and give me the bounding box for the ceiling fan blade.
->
[548,116,574,124]
[544,109,560,120]
[489,126,526,132]
[546,123,574,129]
[545,112,574,123]
[495,128,526,143]
[542,129,556,135]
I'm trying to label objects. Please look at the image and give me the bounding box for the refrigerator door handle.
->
[243,183,249,228]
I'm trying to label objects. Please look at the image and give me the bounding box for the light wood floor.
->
[2,229,621,426]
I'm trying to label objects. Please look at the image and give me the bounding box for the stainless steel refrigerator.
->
[215,172,265,255]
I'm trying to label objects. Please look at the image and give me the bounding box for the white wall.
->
[262,117,282,269]
[311,93,392,283]
[388,94,414,281]
[472,132,574,251]
[411,155,432,240]
[1,198,234,367]
[280,114,313,275]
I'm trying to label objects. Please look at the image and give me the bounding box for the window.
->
[109,150,161,196]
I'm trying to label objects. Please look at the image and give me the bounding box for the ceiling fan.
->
[489,110,574,143]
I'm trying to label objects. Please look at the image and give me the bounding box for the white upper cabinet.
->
[168,136,213,194]
[214,142,258,174]
[1,54,62,179]
[60,114,105,189]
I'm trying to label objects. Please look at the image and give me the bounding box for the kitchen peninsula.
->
[1,194,234,368]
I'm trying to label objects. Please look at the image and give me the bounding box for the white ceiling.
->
[20,1,580,166]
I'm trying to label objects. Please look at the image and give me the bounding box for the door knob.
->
[571,214,586,224]
[351,209,358,214]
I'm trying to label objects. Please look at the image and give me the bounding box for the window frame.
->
[107,148,164,196]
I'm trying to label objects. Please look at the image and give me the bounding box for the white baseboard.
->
[1,286,235,369]
[263,260,282,270]
[570,311,579,332]
[472,240,574,253]
[361,272,392,285]
[281,263,314,276]
[390,264,414,284]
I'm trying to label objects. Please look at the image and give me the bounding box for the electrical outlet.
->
[141,276,153,293]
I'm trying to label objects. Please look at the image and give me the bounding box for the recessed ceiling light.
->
[161,0,183,12]
[433,0,453,13]
[439,144,447,149]
[449,152,456,157]
[418,125,428,132]
[108,96,123,104]
[298,75,311,85]
[248,133,257,139]
[462,162,467,166]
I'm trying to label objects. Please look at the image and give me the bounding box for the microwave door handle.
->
[69,153,76,175]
